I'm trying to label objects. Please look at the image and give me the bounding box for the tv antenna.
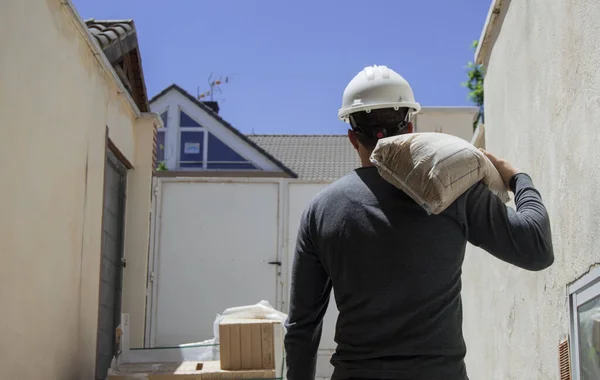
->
[197,73,231,102]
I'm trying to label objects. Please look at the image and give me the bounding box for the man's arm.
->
[464,173,554,271]
[284,209,332,380]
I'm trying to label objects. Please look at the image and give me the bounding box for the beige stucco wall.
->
[0,1,155,379]
[122,115,156,348]
[414,107,478,142]
[462,0,600,379]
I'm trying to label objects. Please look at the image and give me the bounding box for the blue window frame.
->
[179,131,204,168]
[180,110,201,127]
[156,131,166,163]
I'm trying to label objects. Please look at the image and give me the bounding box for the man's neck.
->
[360,152,375,167]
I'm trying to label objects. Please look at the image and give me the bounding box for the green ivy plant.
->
[462,40,485,131]
[156,161,168,172]
[156,143,168,172]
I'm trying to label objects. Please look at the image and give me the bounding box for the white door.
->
[149,180,280,347]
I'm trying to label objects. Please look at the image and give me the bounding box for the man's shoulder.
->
[303,171,359,214]
[298,171,358,232]
[312,171,358,202]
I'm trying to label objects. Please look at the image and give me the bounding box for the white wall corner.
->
[139,112,163,129]
[471,123,486,149]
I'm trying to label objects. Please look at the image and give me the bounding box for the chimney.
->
[202,101,220,114]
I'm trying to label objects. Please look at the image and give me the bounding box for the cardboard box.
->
[107,360,276,379]
[219,319,283,371]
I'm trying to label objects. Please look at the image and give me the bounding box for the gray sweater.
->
[284,168,553,380]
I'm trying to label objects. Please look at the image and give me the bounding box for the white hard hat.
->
[338,65,421,123]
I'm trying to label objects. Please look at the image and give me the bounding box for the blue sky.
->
[73,0,491,134]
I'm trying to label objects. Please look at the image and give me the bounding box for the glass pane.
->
[578,294,600,380]
[160,111,168,128]
[179,131,204,168]
[156,131,165,163]
[180,111,201,127]
[207,133,247,162]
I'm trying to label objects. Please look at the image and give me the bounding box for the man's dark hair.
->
[349,108,410,150]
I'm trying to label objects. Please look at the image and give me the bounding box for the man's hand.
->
[480,149,520,189]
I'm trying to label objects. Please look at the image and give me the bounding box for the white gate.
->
[146,177,338,378]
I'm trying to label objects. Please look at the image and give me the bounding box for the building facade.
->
[0,2,159,379]
[462,1,600,379]
[150,84,478,179]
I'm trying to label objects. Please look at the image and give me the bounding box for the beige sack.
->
[370,132,510,215]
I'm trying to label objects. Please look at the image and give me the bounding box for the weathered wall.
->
[0,1,154,378]
[122,115,156,348]
[462,0,600,379]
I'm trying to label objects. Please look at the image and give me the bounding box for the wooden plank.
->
[219,323,231,369]
[240,324,253,369]
[250,324,262,369]
[229,324,242,370]
[272,323,284,378]
[260,323,274,370]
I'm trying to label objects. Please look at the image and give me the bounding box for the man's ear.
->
[348,129,360,150]
[406,122,414,133]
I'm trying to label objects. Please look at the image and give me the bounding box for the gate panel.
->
[152,180,280,346]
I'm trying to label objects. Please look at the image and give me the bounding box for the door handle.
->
[268,261,282,266]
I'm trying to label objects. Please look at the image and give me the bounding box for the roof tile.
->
[85,19,135,50]
[246,135,360,181]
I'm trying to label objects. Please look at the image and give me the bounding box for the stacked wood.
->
[218,319,283,371]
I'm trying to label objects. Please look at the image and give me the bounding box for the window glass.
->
[207,133,248,162]
[180,111,201,127]
[179,131,204,168]
[578,295,600,380]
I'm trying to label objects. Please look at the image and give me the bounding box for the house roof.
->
[85,19,149,112]
[149,84,298,178]
[86,19,135,50]
[247,135,360,181]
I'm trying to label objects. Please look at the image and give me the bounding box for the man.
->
[284,65,554,380]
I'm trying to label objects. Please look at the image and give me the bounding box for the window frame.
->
[172,105,259,171]
[568,266,600,380]
[155,107,169,168]
[156,130,166,164]
[177,106,208,170]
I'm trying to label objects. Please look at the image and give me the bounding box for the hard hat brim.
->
[338,102,421,123]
